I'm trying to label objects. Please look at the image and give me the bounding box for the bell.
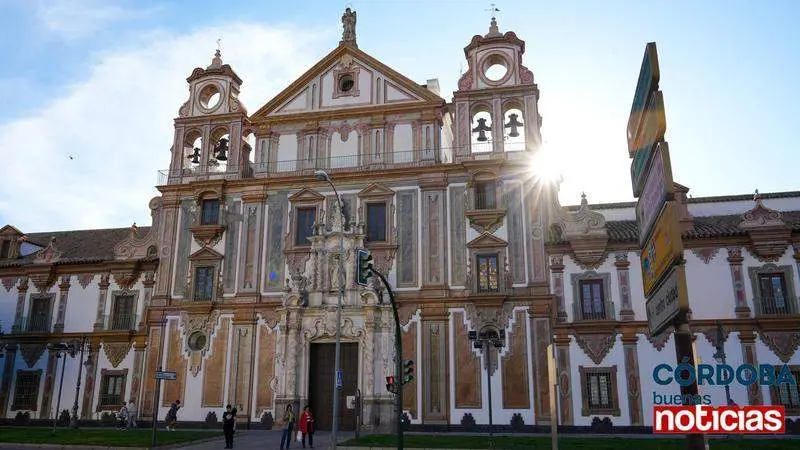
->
[504,113,523,138]
[187,147,201,164]
[214,138,229,161]
[472,118,491,142]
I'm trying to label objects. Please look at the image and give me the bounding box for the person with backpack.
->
[279,404,296,450]
[222,404,237,449]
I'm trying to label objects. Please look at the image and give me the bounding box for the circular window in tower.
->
[187,331,207,351]
[481,54,510,83]
[199,84,222,110]
[339,74,355,92]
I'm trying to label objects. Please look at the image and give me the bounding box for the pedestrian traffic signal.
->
[356,248,373,286]
[403,360,414,383]
[386,375,395,393]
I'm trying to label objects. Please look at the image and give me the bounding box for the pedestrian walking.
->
[279,404,296,450]
[298,405,315,448]
[222,404,237,449]
[165,399,181,431]
[127,399,138,429]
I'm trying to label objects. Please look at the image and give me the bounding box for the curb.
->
[0,435,223,450]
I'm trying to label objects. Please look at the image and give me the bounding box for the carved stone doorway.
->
[308,342,359,431]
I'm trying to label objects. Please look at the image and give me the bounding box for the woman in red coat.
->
[298,405,315,448]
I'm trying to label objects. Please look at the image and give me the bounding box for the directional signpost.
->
[626,42,704,450]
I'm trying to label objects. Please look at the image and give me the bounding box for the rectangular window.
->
[194,266,215,301]
[772,366,800,413]
[110,295,135,330]
[476,254,499,293]
[201,199,220,225]
[99,373,126,408]
[474,181,496,210]
[28,297,50,332]
[0,240,10,258]
[366,203,387,242]
[586,371,613,410]
[759,273,789,314]
[13,371,41,411]
[579,279,606,320]
[295,207,316,246]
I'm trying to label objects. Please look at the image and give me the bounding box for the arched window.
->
[502,107,525,152]
[184,131,203,170]
[209,128,230,172]
[470,108,493,153]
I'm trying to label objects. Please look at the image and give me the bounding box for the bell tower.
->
[166,48,253,183]
[452,15,542,160]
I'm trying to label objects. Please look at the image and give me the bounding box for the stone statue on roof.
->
[341,8,357,45]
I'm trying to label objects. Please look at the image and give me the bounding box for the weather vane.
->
[486,3,500,19]
[216,38,222,52]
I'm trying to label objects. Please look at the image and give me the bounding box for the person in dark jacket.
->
[222,404,237,449]
[279,404,295,450]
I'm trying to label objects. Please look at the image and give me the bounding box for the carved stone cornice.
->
[102,342,133,368]
[613,252,630,269]
[739,196,791,262]
[28,268,56,293]
[758,331,800,363]
[189,224,225,248]
[58,275,71,291]
[20,343,46,368]
[574,331,617,365]
[557,195,609,269]
[465,208,507,234]
[726,246,743,263]
[112,266,142,290]
[549,254,564,273]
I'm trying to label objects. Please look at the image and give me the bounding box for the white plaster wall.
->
[625,251,647,320]
[0,283,17,333]
[638,333,675,426]
[567,335,629,426]
[329,130,358,169]
[393,124,413,161]
[682,250,736,319]
[754,335,800,418]
[320,67,372,108]
[691,333,748,408]
[63,277,99,333]
[276,134,298,171]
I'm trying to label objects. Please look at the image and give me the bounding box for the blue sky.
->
[0,0,798,231]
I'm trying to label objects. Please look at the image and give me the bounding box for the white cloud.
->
[0,22,336,232]
[33,0,159,40]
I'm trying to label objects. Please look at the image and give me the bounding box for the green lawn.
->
[342,434,799,449]
[0,427,219,447]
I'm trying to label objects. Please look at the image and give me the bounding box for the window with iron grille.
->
[194,266,215,301]
[366,203,386,242]
[579,366,619,416]
[28,296,51,332]
[12,370,41,411]
[476,254,499,292]
[111,294,135,330]
[474,181,496,210]
[771,366,800,414]
[201,199,220,225]
[0,239,10,258]
[579,279,606,320]
[759,273,789,314]
[295,207,316,246]
[99,372,126,408]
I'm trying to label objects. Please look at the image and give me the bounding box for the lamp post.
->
[712,321,734,406]
[69,336,90,429]
[314,170,346,450]
[468,327,506,449]
[48,342,76,435]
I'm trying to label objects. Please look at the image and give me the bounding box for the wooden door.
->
[308,343,359,431]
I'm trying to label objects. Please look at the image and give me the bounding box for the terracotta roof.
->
[551,212,800,244]
[564,190,800,211]
[0,227,151,268]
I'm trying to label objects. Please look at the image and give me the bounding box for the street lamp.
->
[69,337,91,429]
[468,326,506,449]
[48,342,77,434]
[313,169,346,450]
[712,321,734,406]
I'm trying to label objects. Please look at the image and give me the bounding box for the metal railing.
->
[474,192,497,210]
[98,393,124,407]
[573,299,616,321]
[755,297,798,317]
[14,314,51,333]
[101,313,139,331]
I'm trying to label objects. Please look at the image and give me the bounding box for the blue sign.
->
[627,42,660,155]
[336,370,343,389]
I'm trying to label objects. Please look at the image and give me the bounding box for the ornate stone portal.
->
[274,199,397,428]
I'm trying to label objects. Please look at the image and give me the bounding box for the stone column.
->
[385,123,396,164]
[550,255,567,322]
[622,334,644,425]
[53,275,71,333]
[12,277,28,332]
[726,247,751,318]
[739,330,762,405]
[93,273,111,331]
[153,195,180,305]
[615,252,635,321]
[492,97,503,154]
[555,335,573,425]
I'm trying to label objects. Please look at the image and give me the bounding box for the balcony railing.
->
[755,298,798,317]
[573,299,616,321]
[102,313,140,331]
[99,393,123,407]
[13,314,51,333]
[474,192,497,210]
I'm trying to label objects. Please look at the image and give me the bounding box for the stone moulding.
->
[759,331,800,363]
[574,332,617,365]
[103,342,133,368]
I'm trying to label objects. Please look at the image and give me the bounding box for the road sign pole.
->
[674,321,707,450]
[151,366,162,448]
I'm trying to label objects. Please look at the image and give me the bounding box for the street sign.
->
[646,265,689,335]
[154,371,177,381]
[636,142,675,246]
[630,92,667,196]
[640,202,683,297]
[627,42,660,156]
[336,369,343,389]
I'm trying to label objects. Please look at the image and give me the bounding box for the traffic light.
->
[356,248,373,286]
[386,375,395,393]
[403,360,415,383]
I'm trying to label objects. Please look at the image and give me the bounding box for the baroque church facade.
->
[1,10,799,431]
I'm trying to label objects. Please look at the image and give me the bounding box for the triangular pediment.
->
[251,45,444,121]
[289,188,326,203]
[358,183,395,198]
[189,246,224,261]
[467,233,508,249]
[0,225,23,237]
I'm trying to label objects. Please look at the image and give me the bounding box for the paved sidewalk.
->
[176,430,356,450]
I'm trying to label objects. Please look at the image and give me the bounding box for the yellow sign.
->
[640,202,683,297]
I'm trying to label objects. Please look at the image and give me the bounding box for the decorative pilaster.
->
[41,351,59,418]
[142,271,155,309]
[793,243,800,281]
[740,331,762,405]
[549,255,567,322]
[615,252,635,321]
[129,345,146,408]
[530,316,551,422]
[12,277,28,332]
[54,275,71,333]
[154,196,180,303]
[622,335,644,425]
[94,273,111,330]
[726,247,751,318]
[0,345,18,417]
[555,336,573,425]
[81,344,99,419]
